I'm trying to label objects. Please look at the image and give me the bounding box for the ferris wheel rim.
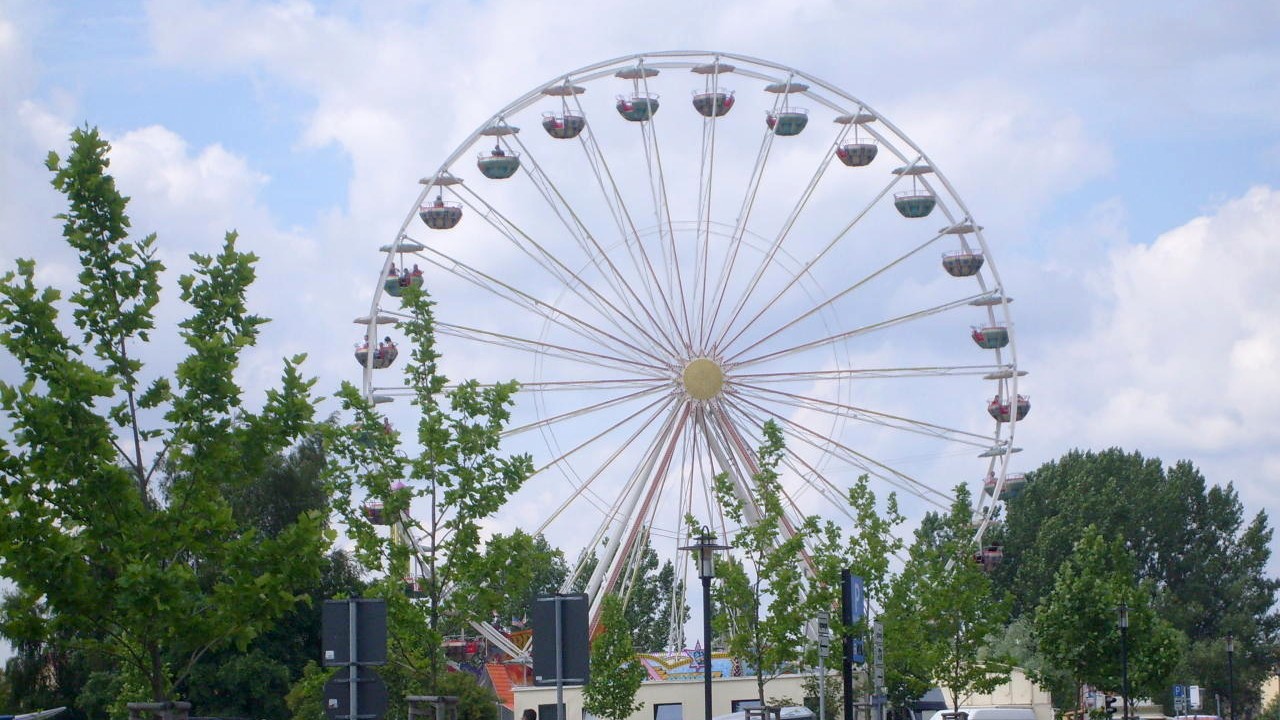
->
[358,51,1025,635]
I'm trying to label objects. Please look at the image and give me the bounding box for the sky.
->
[3,0,1280,650]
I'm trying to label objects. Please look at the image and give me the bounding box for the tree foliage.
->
[881,485,1011,714]
[712,421,819,704]
[481,530,569,627]
[994,449,1279,714]
[323,281,531,699]
[709,421,905,705]
[327,281,532,628]
[583,593,646,720]
[1032,526,1183,710]
[0,126,328,703]
[619,537,687,653]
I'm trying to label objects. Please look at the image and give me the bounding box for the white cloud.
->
[887,80,1112,236]
[109,125,269,248]
[1026,186,1280,539]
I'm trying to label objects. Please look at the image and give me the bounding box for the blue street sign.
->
[849,576,865,622]
[1173,685,1184,698]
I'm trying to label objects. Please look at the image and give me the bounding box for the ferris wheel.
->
[355,51,1026,641]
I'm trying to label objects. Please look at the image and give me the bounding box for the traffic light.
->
[1104,695,1118,716]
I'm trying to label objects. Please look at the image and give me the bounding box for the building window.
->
[732,700,763,712]
[539,704,561,720]
[655,703,683,720]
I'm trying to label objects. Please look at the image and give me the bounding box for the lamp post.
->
[1226,634,1236,720]
[1118,605,1130,720]
[681,527,730,720]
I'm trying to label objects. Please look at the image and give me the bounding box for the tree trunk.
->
[150,643,166,702]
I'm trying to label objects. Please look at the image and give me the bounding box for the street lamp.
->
[1226,634,1236,720]
[1118,605,1130,720]
[681,527,730,720]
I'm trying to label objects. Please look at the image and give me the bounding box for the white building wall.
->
[938,668,1055,720]
[513,674,811,720]
[514,667,1053,720]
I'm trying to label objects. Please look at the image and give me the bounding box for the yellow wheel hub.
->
[682,358,725,401]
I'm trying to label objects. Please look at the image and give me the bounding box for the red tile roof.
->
[486,663,530,708]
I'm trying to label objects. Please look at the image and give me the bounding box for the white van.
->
[713,707,815,720]
[927,707,1038,720]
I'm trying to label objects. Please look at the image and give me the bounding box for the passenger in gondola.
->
[432,196,444,208]
[492,145,506,157]
[389,263,398,277]
[412,264,423,277]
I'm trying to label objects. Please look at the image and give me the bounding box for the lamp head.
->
[679,526,730,580]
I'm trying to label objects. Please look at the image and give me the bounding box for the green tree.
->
[802,471,904,703]
[986,617,1073,710]
[0,127,328,703]
[583,593,646,720]
[1032,526,1183,712]
[2,433,359,720]
[881,486,1010,715]
[711,420,819,704]
[480,530,568,627]
[324,281,532,696]
[285,661,333,720]
[0,630,96,719]
[178,433,363,720]
[628,555,685,652]
[182,548,364,720]
[995,449,1278,715]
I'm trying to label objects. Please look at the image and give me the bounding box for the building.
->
[512,666,1053,720]
[514,672,810,720]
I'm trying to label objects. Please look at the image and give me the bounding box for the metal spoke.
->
[640,72,695,355]
[711,168,907,352]
[584,402,690,616]
[569,93,690,356]
[506,130,681,358]
[693,70,725,349]
[732,381,994,446]
[707,396,815,571]
[714,123,850,351]
[436,321,668,377]
[721,216,941,360]
[536,393,679,533]
[730,293,986,369]
[408,242,670,367]
[722,388,954,509]
[504,382,670,438]
[557,395,681,593]
[733,364,1015,383]
[702,91,784,346]
[451,183,681,360]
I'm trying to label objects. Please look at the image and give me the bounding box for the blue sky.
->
[3,0,1280,644]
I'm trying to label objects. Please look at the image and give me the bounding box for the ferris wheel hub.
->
[682,357,725,400]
